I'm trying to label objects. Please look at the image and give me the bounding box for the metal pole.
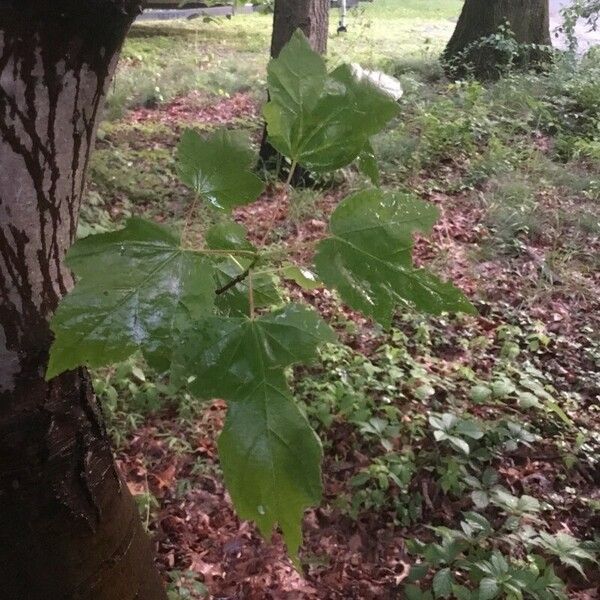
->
[338,0,348,32]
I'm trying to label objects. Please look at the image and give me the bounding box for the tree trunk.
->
[270,0,330,57]
[443,0,551,79]
[0,3,167,598]
[259,0,330,184]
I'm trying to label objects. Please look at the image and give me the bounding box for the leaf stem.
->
[248,271,255,319]
[285,160,298,189]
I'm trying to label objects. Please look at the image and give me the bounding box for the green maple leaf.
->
[47,218,215,378]
[265,28,327,132]
[264,30,399,172]
[173,303,335,398]
[177,128,265,211]
[315,189,475,327]
[172,304,335,559]
[219,373,322,562]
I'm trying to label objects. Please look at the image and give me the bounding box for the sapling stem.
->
[248,271,255,319]
[260,160,298,246]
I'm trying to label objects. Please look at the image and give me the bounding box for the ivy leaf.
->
[172,303,336,399]
[177,129,265,211]
[47,218,215,378]
[315,189,475,328]
[218,373,322,561]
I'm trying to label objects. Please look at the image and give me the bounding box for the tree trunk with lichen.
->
[259,0,330,184]
[0,2,167,598]
[443,0,551,79]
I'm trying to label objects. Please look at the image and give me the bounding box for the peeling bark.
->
[0,2,167,598]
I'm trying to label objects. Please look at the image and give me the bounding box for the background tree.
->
[259,0,330,180]
[0,1,166,597]
[270,0,330,56]
[443,0,552,79]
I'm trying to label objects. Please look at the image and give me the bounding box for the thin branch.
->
[215,255,258,295]
[186,247,258,258]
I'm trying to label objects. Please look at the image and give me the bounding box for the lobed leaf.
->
[218,373,322,561]
[264,30,399,173]
[47,218,214,378]
[172,304,335,558]
[315,189,475,328]
[177,129,265,211]
[267,29,327,126]
[172,303,336,398]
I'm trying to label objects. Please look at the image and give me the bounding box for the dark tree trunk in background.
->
[0,2,167,598]
[443,0,552,79]
[259,0,330,184]
[270,0,330,56]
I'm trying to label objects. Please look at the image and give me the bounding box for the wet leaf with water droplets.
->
[219,373,322,563]
[47,218,215,378]
[172,303,335,398]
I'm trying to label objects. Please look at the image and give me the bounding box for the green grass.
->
[106,1,464,117]
[362,0,462,19]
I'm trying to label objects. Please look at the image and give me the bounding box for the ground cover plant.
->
[80,2,598,598]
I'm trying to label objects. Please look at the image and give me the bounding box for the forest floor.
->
[85,4,600,599]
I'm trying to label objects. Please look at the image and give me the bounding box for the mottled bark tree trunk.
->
[0,2,167,598]
[443,0,551,79]
[259,0,330,184]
